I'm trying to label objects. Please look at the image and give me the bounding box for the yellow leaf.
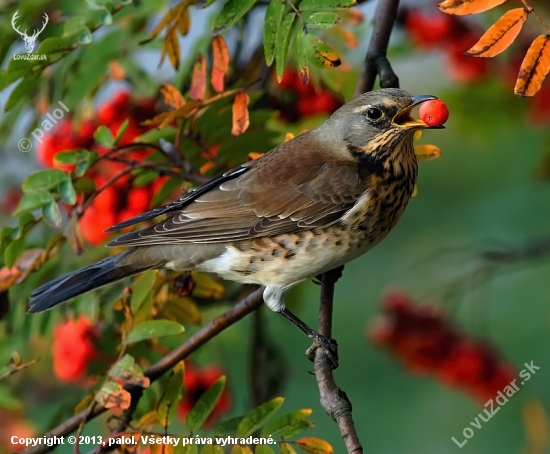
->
[414,144,441,161]
[232,91,250,136]
[412,184,418,197]
[74,393,94,414]
[163,27,181,69]
[161,83,186,109]
[247,152,264,160]
[163,296,202,326]
[142,100,202,129]
[515,34,550,97]
[295,438,334,454]
[192,272,225,299]
[465,8,527,57]
[280,444,297,454]
[438,0,507,15]
[522,400,549,453]
[136,410,159,429]
[284,133,295,142]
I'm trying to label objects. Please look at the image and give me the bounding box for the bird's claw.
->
[306,333,339,369]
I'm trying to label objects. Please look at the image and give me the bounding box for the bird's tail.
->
[27,249,159,313]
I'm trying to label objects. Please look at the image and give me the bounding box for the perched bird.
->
[28,88,444,367]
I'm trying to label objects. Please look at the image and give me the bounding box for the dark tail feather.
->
[28,251,151,313]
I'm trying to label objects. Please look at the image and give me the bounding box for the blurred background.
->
[1,0,550,453]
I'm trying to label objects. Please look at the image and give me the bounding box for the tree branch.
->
[355,0,401,95]
[314,267,363,454]
[22,287,265,454]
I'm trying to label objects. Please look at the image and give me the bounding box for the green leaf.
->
[264,0,287,66]
[214,415,244,436]
[73,177,96,194]
[99,9,113,25]
[261,409,312,436]
[213,0,257,32]
[275,13,296,81]
[4,237,25,269]
[58,179,77,205]
[281,420,315,438]
[303,12,340,28]
[130,270,156,312]
[304,35,341,68]
[42,201,63,227]
[36,37,74,63]
[113,118,130,145]
[236,397,284,437]
[202,446,225,454]
[22,169,68,192]
[78,28,93,45]
[5,73,41,112]
[63,16,90,37]
[14,190,54,216]
[76,151,99,177]
[109,354,150,387]
[186,376,226,432]
[157,363,184,426]
[133,170,158,187]
[152,177,182,207]
[93,125,114,147]
[124,320,185,344]
[299,0,355,11]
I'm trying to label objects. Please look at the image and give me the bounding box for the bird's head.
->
[327,88,443,163]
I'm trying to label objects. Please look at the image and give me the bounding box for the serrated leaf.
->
[275,12,297,81]
[304,12,341,28]
[124,320,185,344]
[295,438,333,454]
[515,34,550,97]
[14,190,54,216]
[130,270,156,312]
[299,0,355,11]
[157,361,184,426]
[261,409,312,436]
[236,397,284,437]
[94,125,114,147]
[304,35,341,68]
[22,169,68,192]
[264,0,287,66]
[465,8,527,57]
[186,376,226,432]
[58,179,77,205]
[42,201,62,227]
[214,415,244,436]
[213,0,257,32]
[114,118,130,145]
[438,0,506,15]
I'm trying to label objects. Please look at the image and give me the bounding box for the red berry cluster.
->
[271,70,343,121]
[403,7,489,83]
[52,315,99,383]
[177,361,231,425]
[369,291,516,403]
[37,92,162,245]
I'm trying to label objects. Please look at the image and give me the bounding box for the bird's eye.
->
[366,107,383,120]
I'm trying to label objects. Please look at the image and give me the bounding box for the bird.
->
[27,88,444,368]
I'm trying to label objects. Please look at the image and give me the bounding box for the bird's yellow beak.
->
[392,95,445,130]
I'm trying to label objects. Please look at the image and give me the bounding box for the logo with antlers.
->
[11,11,49,54]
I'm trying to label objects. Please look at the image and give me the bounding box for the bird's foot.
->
[306,333,339,369]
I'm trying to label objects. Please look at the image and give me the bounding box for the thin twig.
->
[355,0,401,95]
[21,287,265,454]
[314,268,363,454]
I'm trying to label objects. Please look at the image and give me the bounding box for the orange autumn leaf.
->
[515,34,550,97]
[438,0,507,15]
[160,83,186,109]
[465,8,528,57]
[231,91,250,136]
[296,437,334,454]
[211,35,230,93]
[190,53,207,100]
[414,144,441,161]
[247,152,264,160]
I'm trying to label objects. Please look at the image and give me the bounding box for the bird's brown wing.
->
[108,145,366,247]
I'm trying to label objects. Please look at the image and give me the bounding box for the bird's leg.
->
[263,287,339,369]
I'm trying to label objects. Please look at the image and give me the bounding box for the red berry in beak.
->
[419,99,449,126]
